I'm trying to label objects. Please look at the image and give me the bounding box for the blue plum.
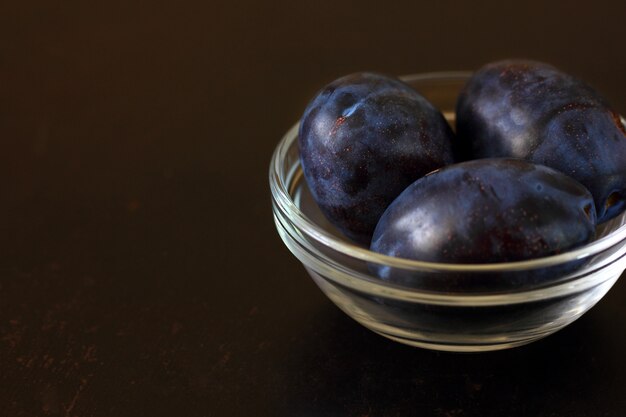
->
[370,158,596,277]
[299,73,455,244]
[456,60,626,223]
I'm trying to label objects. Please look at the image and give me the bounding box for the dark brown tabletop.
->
[2,1,626,416]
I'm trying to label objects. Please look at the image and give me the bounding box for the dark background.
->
[2,1,626,416]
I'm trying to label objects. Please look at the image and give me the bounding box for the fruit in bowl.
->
[270,65,626,351]
[299,72,455,244]
[370,157,597,289]
[299,60,626,265]
[371,158,596,270]
[455,60,626,223]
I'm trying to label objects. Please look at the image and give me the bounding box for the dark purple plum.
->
[299,72,455,244]
[456,59,626,223]
[370,158,596,284]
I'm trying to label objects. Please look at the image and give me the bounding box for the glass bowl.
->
[269,72,626,352]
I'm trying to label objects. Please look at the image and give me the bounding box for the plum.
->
[370,158,596,283]
[455,59,626,223]
[299,72,455,244]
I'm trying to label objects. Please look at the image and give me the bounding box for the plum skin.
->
[455,59,626,223]
[370,158,596,283]
[299,72,455,245]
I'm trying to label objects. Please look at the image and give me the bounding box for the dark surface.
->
[2,1,626,416]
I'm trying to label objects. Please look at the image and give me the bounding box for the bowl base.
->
[373,330,547,352]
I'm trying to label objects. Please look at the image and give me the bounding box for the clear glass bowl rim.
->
[270,71,626,274]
